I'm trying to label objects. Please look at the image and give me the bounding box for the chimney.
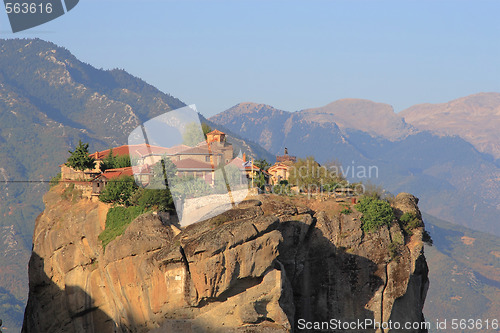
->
[242,153,246,162]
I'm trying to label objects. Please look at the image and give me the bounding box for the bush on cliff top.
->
[355,196,395,232]
[98,206,145,251]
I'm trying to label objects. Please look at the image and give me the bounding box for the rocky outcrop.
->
[23,187,428,332]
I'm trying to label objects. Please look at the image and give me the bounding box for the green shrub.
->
[134,188,174,212]
[388,241,400,259]
[99,176,138,206]
[400,212,422,235]
[388,233,404,259]
[423,230,433,245]
[340,204,352,215]
[98,206,145,251]
[355,196,395,232]
[49,172,61,187]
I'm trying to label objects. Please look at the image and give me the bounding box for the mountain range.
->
[0,38,498,332]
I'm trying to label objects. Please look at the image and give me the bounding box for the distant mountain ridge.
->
[401,92,500,160]
[301,98,415,140]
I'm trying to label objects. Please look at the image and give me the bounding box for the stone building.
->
[268,148,296,185]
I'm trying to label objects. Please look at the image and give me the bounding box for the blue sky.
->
[1,0,500,117]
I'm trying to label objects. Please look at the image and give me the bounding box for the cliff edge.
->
[23,186,428,332]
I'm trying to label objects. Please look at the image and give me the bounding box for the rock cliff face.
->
[23,187,428,332]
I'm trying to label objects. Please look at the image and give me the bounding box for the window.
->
[205,156,210,162]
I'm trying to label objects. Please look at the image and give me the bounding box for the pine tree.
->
[100,148,116,172]
[65,140,96,171]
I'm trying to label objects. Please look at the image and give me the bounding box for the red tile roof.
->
[174,144,219,156]
[90,144,190,160]
[207,129,225,135]
[268,163,292,172]
[173,158,214,170]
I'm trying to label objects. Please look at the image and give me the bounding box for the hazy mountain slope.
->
[401,92,500,161]
[373,132,500,235]
[423,213,499,332]
[210,102,292,152]
[301,98,414,140]
[210,101,500,237]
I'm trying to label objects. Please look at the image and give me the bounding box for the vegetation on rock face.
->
[98,206,145,251]
[49,172,61,187]
[65,140,96,171]
[400,212,422,235]
[355,196,395,232]
[340,204,352,215]
[61,183,82,202]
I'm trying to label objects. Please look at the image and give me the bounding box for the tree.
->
[355,196,395,232]
[100,148,116,172]
[182,122,205,147]
[288,156,342,189]
[254,171,267,188]
[99,176,138,206]
[133,188,174,212]
[202,122,212,138]
[149,156,178,188]
[100,148,131,172]
[129,157,177,211]
[65,140,96,171]
[115,154,132,168]
[254,159,271,171]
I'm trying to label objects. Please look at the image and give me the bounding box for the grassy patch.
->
[61,183,82,202]
[98,206,145,251]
